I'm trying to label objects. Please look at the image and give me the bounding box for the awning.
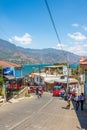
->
[4,75,16,80]
[54,85,61,89]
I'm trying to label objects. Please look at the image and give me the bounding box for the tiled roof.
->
[0,60,21,68]
[80,62,87,65]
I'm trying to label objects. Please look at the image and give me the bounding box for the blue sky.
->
[0,0,87,56]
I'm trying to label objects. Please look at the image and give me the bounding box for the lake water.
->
[21,64,51,76]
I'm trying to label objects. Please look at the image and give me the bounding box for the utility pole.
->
[3,84,7,103]
[66,54,69,94]
[38,65,40,84]
[66,66,69,94]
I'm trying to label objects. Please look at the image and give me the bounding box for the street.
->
[0,92,87,130]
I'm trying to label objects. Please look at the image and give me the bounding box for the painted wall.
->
[3,67,22,78]
[15,68,22,77]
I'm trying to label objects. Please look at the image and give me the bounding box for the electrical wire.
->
[44,0,69,63]
[44,0,63,50]
[44,0,70,91]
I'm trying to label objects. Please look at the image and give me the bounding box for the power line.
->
[44,0,70,63]
[44,0,70,92]
[44,0,63,50]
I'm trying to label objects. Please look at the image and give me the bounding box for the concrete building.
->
[80,61,87,103]
[33,72,79,92]
[0,60,22,78]
[44,65,70,76]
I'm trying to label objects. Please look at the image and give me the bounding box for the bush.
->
[13,91,19,95]
[25,92,30,97]
[0,88,2,96]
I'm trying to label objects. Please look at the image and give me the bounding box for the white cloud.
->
[65,42,87,55]
[54,41,87,56]
[82,26,87,31]
[54,23,87,55]
[52,43,67,50]
[9,33,32,45]
[68,32,87,41]
[9,38,13,42]
[72,23,87,31]
[72,23,79,27]
[57,43,65,49]
[83,44,87,47]
[68,45,87,55]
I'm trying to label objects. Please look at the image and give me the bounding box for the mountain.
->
[0,39,80,64]
[0,39,37,64]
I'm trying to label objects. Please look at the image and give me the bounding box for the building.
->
[33,72,79,92]
[0,60,22,78]
[44,65,69,76]
[80,61,87,103]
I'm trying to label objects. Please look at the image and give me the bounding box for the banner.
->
[3,67,15,76]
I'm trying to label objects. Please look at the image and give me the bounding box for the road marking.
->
[38,97,53,113]
[9,97,53,130]
[9,112,35,130]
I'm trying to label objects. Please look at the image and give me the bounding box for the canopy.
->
[54,85,61,89]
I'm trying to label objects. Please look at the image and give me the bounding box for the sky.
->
[0,0,87,56]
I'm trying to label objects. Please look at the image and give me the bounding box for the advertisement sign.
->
[3,67,15,76]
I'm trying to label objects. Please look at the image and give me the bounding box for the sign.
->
[70,64,78,69]
[3,67,15,76]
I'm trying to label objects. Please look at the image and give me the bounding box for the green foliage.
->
[0,88,2,96]
[71,66,84,75]
[25,92,30,97]
[13,91,19,95]
[53,62,68,66]
[0,66,2,74]
[31,70,37,73]
[0,66,4,87]
[0,77,4,85]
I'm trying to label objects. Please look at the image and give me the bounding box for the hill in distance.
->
[0,39,80,64]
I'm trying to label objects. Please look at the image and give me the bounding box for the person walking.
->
[74,93,80,111]
[36,86,43,98]
[80,93,85,111]
[66,94,71,109]
[38,90,42,98]
[36,87,39,95]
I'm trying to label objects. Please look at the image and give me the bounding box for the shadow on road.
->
[62,107,69,110]
[72,100,87,130]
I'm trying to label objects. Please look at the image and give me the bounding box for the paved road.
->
[0,92,87,130]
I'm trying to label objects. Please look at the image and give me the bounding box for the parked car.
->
[52,85,62,96]
[53,89,62,96]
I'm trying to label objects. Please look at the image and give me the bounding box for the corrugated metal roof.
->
[44,65,65,68]
[0,60,21,68]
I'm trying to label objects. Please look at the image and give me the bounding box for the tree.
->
[0,66,4,96]
[53,62,68,66]
[0,66,6,102]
